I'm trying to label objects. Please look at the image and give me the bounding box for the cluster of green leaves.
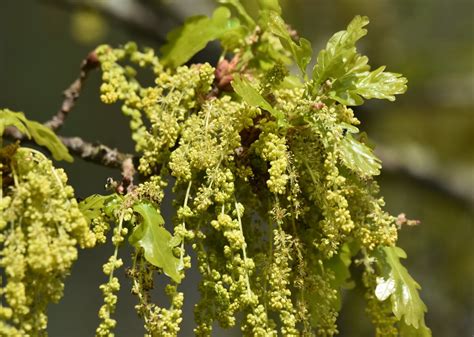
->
[162,1,398,179]
[311,16,406,106]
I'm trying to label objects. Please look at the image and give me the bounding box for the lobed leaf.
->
[161,7,234,67]
[399,320,432,337]
[25,120,73,162]
[376,246,431,335]
[313,15,369,86]
[129,203,182,283]
[338,125,381,176]
[352,66,407,102]
[0,109,73,162]
[0,109,30,137]
[79,194,118,223]
[312,16,407,105]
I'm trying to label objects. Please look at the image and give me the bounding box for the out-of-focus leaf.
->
[219,0,255,27]
[0,109,72,162]
[129,203,182,283]
[79,194,118,223]
[325,243,354,310]
[308,246,351,328]
[161,7,233,67]
[0,109,30,137]
[232,74,286,126]
[375,246,431,335]
[258,0,282,14]
[25,120,73,162]
[218,17,247,51]
[259,10,312,76]
[338,125,381,176]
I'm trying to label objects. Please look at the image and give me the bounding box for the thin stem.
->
[234,196,252,297]
[179,180,192,269]
[303,158,318,186]
[110,211,125,283]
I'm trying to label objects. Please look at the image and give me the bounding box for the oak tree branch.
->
[45,51,99,131]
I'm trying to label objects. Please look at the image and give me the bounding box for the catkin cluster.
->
[91,41,401,336]
[0,148,95,336]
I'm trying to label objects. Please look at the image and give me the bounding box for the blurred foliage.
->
[71,9,108,45]
[0,0,472,336]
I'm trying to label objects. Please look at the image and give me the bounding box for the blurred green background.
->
[0,0,472,336]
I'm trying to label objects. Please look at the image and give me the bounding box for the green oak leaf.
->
[129,203,182,283]
[312,15,407,105]
[313,15,369,86]
[0,109,30,137]
[351,66,407,102]
[232,74,286,127]
[399,319,432,337]
[218,17,247,51]
[161,7,233,67]
[328,66,407,106]
[375,246,431,335]
[0,109,73,162]
[79,194,118,223]
[338,124,381,176]
[25,120,73,162]
[259,10,312,76]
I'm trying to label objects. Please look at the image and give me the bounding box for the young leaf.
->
[79,194,118,223]
[24,120,73,162]
[399,319,432,337]
[312,16,407,105]
[376,246,431,335]
[129,203,182,283]
[352,66,407,102]
[232,74,286,127]
[161,7,233,68]
[0,109,73,162]
[313,15,369,86]
[259,10,312,76]
[0,109,30,137]
[338,125,381,176]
